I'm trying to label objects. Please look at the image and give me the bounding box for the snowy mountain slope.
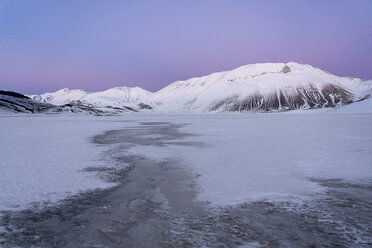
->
[82,87,152,107]
[30,86,152,110]
[330,96,372,114]
[30,88,87,105]
[150,62,372,112]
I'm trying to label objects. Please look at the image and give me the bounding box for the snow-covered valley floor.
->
[0,113,372,247]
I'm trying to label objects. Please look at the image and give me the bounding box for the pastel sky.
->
[0,0,371,94]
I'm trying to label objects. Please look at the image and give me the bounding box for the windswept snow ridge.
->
[28,62,372,113]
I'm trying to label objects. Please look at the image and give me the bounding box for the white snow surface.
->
[1,111,372,210]
[127,113,372,205]
[0,115,131,211]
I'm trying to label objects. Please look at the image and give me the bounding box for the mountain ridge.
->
[27,62,372,113]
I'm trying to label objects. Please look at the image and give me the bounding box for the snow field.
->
[1,111,372,211]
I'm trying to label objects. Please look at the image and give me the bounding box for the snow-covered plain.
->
[1,111,372,211]
[127,113,372,205]
[0,115,131,211]
[182,114,372,205]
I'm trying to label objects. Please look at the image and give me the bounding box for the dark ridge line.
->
[0,90,30,99]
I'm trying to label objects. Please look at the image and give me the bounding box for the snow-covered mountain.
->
[0,90,128,115]
[150,62,372,112]
[30,86,152,110]
[29,62,372,113]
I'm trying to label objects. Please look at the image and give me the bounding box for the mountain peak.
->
[280,65,291,73]
[167,62,329,88]
[229,62,325,77]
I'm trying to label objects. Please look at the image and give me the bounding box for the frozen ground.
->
[0,111,372,247]
[178,113,372,205]
[0,115,132,211]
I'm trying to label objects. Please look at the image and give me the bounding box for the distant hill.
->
[0,90,30,99]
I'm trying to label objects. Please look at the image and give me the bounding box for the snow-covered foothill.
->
[30,86,152,109]
[30,88,87,105]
